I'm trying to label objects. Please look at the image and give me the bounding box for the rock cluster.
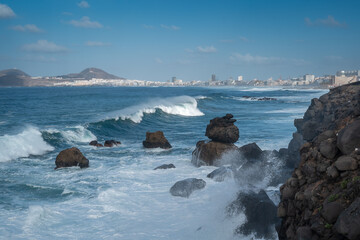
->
[143,131,172,149]
[89,140,121,147]
[192,114,239,166]
[277,82,360,240]
[55,147,89,169]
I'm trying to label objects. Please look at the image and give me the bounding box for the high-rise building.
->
[211,74,216,82]
[172,77,176,83]
[237,76,243,81]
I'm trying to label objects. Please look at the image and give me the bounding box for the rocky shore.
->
[277,82,360,240]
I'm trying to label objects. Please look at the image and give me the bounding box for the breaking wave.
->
[98,96,204,123]
[43,125,96,143]
[0,127,54,162]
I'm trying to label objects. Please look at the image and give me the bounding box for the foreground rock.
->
[227,190,279,239]
[192,141,237,166]
[192,114,239,166]
[55,147,89,169]
[238,142,263,161]
[104,140,121,147]
[170,178,206,198]
[277,82,360,240]
[143,131,172,149]
[205,113,239,143]
[154,164,175,170]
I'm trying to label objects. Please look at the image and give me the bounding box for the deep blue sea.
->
[0,86,327,240]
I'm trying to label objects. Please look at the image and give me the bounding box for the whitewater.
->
[0,86,328,240]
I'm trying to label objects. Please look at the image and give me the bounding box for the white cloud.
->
[160,24,180,30]
[78,1,90,8]
[23,40,67,53]
[11,24,43,33]
[85,41,110,46]
[230,53,308,66]
[305,15,346,28]
[68,16,103,28]
[197,46,217,53]
[0,3,15,18]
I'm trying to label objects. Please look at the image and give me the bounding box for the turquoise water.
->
[0,86,327,239]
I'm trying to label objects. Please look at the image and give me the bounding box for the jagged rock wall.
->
[277,82,360,240]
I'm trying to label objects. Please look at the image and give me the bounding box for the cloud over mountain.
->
[68,16,103,28]
[22,40,67,53]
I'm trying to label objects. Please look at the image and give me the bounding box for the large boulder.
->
[143,131,172,149]
[170,178,206,198]
[227,190,279,239]
[205,114,239,143]
[337,119,360,155]
[191,140,237,166]
[334,156,358,171]
[55,147,89,169]
[335,197,360,240]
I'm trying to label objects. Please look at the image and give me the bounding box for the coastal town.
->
[0,67,359,88]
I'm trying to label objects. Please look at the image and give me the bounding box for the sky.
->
[0,0,359,82]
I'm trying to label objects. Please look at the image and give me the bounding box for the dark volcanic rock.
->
[335,197,360,240]
[207,166,233,182]
[55,147,89,169]
[170,178,206,198]
[89,140,103,147]
[337,119,360,155]
[228,190,279,239]
[191,140,237,166]
[104,140,121,147]
[238,142,263,161]
[154,163,175,170]
[205,114,239,143]
[143,131,172,149]
[277,82,360,240]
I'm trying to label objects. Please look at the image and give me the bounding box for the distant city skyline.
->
[0,0,359,82]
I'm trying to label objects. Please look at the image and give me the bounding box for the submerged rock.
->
[207,166,233,182]
[154,163,175,170]
[55,147,89,169]
[191,140,237,166]
[170,178,206,198]
[104,140,121,147]
[89,140,103,147]
[205,114,239,143]
[143,131,172,149]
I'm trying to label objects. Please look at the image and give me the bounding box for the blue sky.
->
[0,0,359,81]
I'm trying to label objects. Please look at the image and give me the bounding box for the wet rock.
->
[154,163,175,170]
[104,140,121,147]
[334,156,358,171]
[205,114,239,143]
[206,166,233,182]
[238,142,263,161]
[326,166,339,178]
[55,147,89,169]
[170,178,206,198]
[191,140,237,166]
[89,140,103,147]
[335,197,360,240]
[229,190,279,239]
[143,131,172,149]
[319,138,338,159]
[296,226,314,240]
[337,119,360,155]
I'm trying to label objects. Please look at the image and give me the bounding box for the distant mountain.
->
[0,69,30,86]
[59,68,124,80]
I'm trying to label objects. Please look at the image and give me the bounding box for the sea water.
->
[0,86,327,240]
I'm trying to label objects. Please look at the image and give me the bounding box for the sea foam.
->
[44,125,96,143]
[100,95,204,123]
[0,127,54,162]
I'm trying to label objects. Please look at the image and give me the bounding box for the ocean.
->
[0,86,327,240]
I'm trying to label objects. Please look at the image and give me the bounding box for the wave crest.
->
[44,126,96,143]
[0,127,54,162]
[99,96,204,123]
